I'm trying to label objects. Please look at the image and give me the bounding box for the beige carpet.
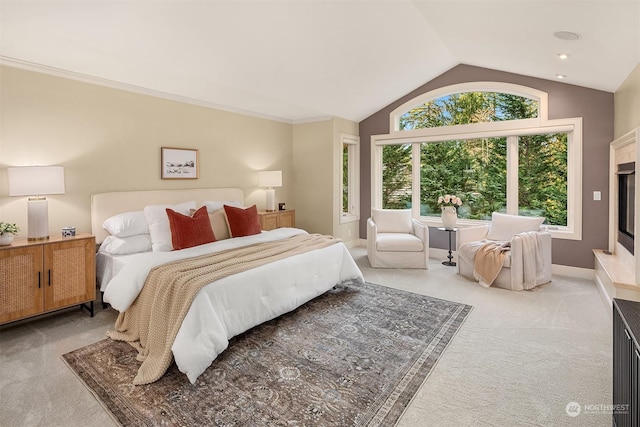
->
[0,248,613,426]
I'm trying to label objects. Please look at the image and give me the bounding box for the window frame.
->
[373,83,582,240]
[339,133,360,224]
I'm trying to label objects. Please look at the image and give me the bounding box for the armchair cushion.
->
[486,212,544,241]
[371,208,413,233]
[376,233,424,252]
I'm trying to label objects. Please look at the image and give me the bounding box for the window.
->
[400,91,538,130]
[420,137,507,219]
[373,82,582,240]
[382,144,412,209]
[340,134,360,223]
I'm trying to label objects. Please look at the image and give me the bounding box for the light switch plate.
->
[593,191,601,201]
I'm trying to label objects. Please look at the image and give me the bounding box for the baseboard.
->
[593,272,614,318]
[345,238,366,249]
[551,264,595,280]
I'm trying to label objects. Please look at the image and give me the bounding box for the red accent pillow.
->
[166,206,216,250]
[224,204,262,237]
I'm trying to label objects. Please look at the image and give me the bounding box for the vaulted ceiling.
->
[1,1,638,123]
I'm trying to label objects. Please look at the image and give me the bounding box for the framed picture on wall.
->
[161,147,199,179]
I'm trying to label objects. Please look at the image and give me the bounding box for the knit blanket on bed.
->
[106,233,341,385]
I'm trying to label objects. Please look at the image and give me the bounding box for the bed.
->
[92,188,364,385]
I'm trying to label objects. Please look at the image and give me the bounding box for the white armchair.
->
[456,212,552,290]
[367,208,429,269]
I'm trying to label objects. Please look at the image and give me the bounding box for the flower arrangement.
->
[437,195,463,207]
[0,222,20,235]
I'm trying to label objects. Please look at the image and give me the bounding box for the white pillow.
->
[144,201,197,252]
[99,235,152,255]
[203,200,243,213]
[372,208,413,233]
[102,211,149,237]
[486,212,545,241]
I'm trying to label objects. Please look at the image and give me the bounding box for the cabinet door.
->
[633,345,639,426]
[43,238,95,311]
[259,213,278,231]
[278,211,295,228]
[0,246,44,324]
[614,307,635,427]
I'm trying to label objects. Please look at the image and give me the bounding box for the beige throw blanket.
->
[107,233,340,385]
[472,241,511,287]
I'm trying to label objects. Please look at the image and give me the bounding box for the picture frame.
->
[161,147,199,179]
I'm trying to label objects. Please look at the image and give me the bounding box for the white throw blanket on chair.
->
[518,231,545,289]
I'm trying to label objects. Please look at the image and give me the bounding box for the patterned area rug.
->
[63,281,472,426]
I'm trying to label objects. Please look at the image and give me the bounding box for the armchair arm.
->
[367,217,377,257]
[456,225,490,251]
[411,218,429,247]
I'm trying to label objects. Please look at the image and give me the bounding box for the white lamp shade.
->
[258,170,282,188]
[8,166,65,196]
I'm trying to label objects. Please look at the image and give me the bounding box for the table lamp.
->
[7,166,65,241]
[258,170,282,212]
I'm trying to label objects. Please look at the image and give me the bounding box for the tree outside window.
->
[382,91,568,226]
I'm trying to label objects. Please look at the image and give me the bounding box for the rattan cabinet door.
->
[0,245,44,324]
[43,237,95,312]
[258,212,279,231]
[277,210,295,228]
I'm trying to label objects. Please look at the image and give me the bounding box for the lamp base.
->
[265,188,276,212]
[27,197,50,241]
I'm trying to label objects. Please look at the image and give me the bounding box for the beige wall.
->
[290,117,360,242]
[0,66,294,238]
[292,120,333,235]
[615,63,640,138]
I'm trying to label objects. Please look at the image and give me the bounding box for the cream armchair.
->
[456,212,552,290]
[367,208,429,269]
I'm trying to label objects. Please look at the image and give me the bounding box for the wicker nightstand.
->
[0,233,96,325]
[258,210,296,231]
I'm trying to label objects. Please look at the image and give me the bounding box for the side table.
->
[438,227,458,266]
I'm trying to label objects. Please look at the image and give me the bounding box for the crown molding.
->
[0,56,312,125]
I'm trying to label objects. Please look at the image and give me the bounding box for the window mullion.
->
[412,143,421,217]
[506,135,519,214]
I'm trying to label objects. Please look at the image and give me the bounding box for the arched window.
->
[374,82,581,240]
[399,91,538,130]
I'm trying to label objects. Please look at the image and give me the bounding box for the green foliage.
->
[386,92,567,225]
[0,222,20,235]
[342,144,349,213]
[382,144,412,209]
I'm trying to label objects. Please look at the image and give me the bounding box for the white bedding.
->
[96,251,144,292]
[103,227,364,383]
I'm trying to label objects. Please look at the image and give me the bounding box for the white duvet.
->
[103,228,364,384]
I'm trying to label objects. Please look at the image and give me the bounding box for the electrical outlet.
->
[593,191,601,201]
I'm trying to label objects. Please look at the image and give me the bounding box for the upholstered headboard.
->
[91,188,244,243]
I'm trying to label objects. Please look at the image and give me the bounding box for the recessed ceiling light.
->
[556,74,567,79]
[557,53,571,60]
[554,31,582,41]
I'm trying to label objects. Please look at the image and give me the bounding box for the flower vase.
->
[441,206,458,230]
[0,234,14,246]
